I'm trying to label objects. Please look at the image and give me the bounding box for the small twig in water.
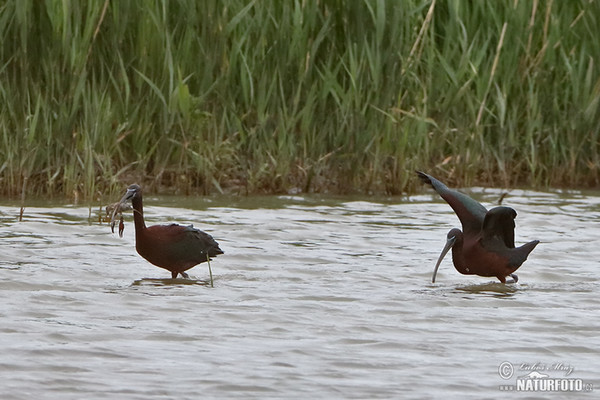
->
[19,176,28,222]
[498,192,508,205]
[207,252,213,288]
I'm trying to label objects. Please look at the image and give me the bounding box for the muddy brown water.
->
[1,188,598,399]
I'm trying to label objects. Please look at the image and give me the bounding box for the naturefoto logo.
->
[498,361,593,392]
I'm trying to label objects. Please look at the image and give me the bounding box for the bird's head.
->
[431,228,462,283]
[120,184,142,203]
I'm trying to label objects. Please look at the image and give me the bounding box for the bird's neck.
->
[132,197,146,231]
[451,237,470,274]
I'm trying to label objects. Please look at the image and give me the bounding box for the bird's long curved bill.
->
[432,236,456,283]
[119,188,135,204]
[109,189,134,226]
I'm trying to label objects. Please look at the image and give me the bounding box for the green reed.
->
[0,0,599,200]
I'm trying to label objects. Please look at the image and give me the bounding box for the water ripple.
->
[1,190,599,398]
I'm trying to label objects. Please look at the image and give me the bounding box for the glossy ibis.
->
[114,184,223,285]
[416,171,539,283]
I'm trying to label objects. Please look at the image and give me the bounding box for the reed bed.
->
[0,0,599,200]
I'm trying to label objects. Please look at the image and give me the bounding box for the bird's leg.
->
[206,253,213,288]
[508,273,518,284]
[180,272,189,279]
[171,271,177,279]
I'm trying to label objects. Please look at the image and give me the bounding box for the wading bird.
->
[113,184,223,284]
[416,171,539,283]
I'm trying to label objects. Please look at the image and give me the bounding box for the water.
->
[1,188,599,399]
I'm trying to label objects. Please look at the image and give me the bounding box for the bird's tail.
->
[509,240,540,268]
[521,240,540,256]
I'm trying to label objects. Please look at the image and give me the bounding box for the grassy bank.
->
[0,0,599,200]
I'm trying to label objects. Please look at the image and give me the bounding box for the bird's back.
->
[136,223,223,270]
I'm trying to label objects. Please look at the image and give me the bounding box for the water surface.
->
[1,188,598,399]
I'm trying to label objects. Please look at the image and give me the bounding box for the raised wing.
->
[481,206,516,248]
[416,171,487,235]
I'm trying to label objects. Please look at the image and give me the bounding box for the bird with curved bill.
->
[416,171,539,284]
[111,184,223,286]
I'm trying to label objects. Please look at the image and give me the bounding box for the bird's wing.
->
[481,206,516,249]
[182,224,224,256]
[147,224,223,258]
[416,171,487,235]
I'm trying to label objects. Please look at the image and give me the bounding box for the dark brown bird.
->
[117,184,223,283]
[416,171,539,283]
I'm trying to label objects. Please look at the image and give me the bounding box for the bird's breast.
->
[461,237,511,277]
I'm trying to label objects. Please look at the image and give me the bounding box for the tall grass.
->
[0,0,599,200]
